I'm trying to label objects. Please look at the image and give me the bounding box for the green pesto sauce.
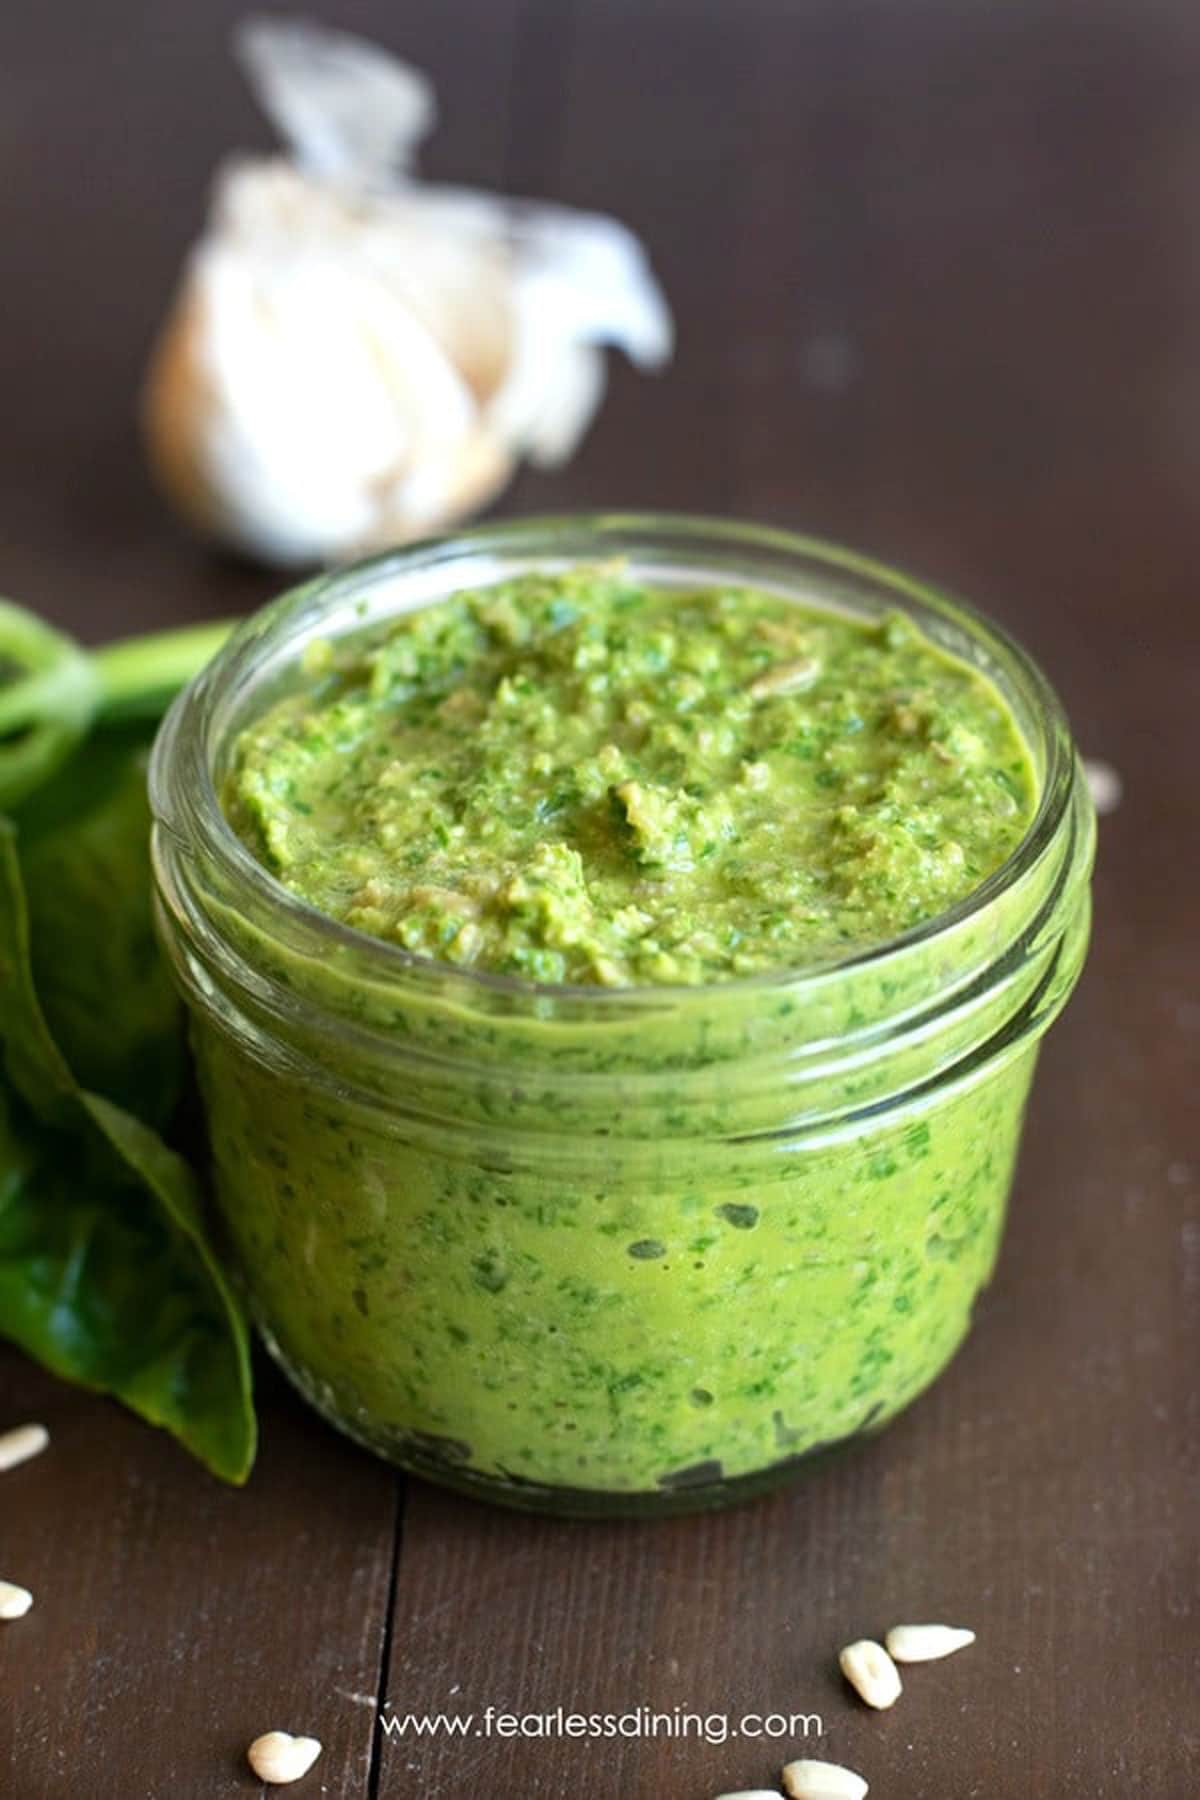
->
[224,570,1037,986]
[194,566,1080,1505]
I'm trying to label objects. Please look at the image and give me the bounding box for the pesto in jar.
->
[197,566,1064,1508]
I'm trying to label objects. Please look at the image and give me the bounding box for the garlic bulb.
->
[142,18,673,566]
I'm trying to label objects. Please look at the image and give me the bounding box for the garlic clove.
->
[494,334,606,469]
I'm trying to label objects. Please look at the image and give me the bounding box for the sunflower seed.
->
[839,1637,902,1709]
[781,1757,869,1799]
[0,1422,49,1473]
[885,1622,976,1663]
[246,1731,323,1785]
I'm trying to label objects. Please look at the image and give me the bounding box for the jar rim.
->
[149,511,1080,1015]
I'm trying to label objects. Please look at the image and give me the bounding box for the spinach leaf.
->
[0,813,255,1483]
[14,725,185,1126]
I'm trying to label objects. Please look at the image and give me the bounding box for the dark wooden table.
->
[3,3,1198,1796]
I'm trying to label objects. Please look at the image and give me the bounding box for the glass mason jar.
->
[149,515,1094,1517]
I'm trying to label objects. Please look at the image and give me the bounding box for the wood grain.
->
[1,1353,398,1798]
[3,2,1198,1796]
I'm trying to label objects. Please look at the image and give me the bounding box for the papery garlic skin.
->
[142,21,672,568]
[235,15,436,186]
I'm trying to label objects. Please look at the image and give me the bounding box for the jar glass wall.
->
[150,515,1094,1516]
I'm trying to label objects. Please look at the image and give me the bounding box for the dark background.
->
[2,3,1198,1796]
